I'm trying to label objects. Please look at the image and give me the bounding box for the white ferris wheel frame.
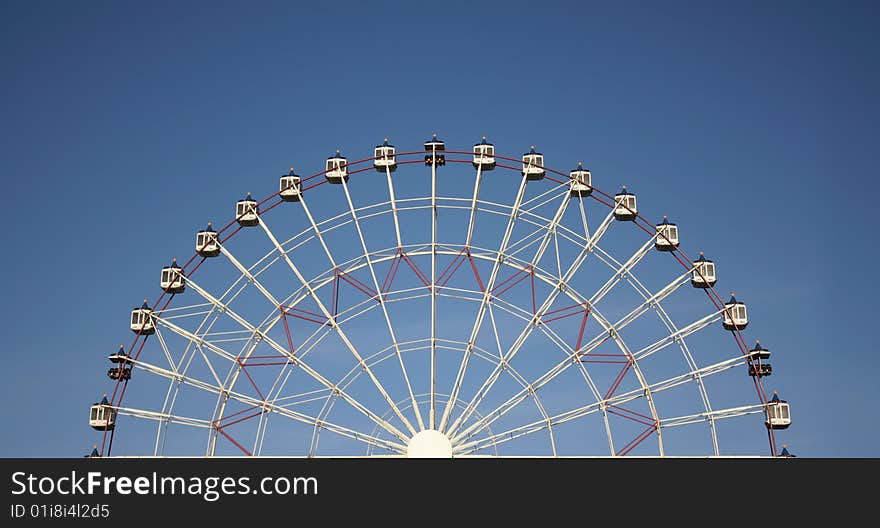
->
[95,145,779,458]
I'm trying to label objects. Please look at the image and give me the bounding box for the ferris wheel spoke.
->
[455,351,744,455]
[550,269,696,370]
[165,278,410,443]
[298,194,338,267]
[576,194,591,239]
[127,353,406,454]
[585,305,664,454]
[340,177,425,431]
[650,354,749,394]
[504,224,552,259]
[193,342,225,390]
[154,315,238,363]
[450,302,561,453]
[441,190,571,437]
[255,215,416,438]
[591,257,721,454]
[632,309,723,362]
[446,208,616,437]
[114,405,212,429]
[464,164,484,247]
[451,299,597,445]
[609,270,693,330]
[587,238,656,306]
[439,173,530,432]
[384,165,403,248]
[430,159,439,429]
[218,246,281,307]
[659,404,765,429]
[152,325,179,374]
[520,184,569,214]
[447,263,658,452]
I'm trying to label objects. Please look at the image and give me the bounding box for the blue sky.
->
[1,0,877,457]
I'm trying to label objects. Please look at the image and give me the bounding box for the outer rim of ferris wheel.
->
[89,136,790,458]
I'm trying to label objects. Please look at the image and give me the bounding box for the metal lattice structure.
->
[88,136,792,457]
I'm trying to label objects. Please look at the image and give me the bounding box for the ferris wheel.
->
[87,135,794,458]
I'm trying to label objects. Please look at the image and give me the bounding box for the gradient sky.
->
[1,0,877,457]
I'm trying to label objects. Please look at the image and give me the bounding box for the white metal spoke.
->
[256,215,416,438]
[340,177,424,431]
[659,404,765,429]
[612,270,692,330]
[385,165,403,248]
[632,310,723,362]
[115,406,212,429]
[450,255,675,449]
[588,238,655,306]
[446,208,615,437]
[439,173,529,431]
[430,158,439,429]
[129,337,407,454]
[464,163,484,247]
[167,276,410,443]
[219,245,281,306]
[576,193,591,239]
[152,325,178,374]
[298,195,338,267]
[455,353,752,455]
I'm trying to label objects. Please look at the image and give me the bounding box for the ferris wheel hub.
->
[406,429,453,458]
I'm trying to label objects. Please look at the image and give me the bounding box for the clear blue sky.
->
[1,0,876,457]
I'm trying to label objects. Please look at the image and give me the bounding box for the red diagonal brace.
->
[381,251,404,294]
[604,359,633,400]
[490,265,533,299]
[437,247,468,288]
[400,252,431,287]
[616,423,658,456]
[215,427,253,456]
[437,247,484,293]
[466,249,485,292]
[539,302,590,324]
[279,305,327,325]
[236,361,265,401]
[337,269,378,301]
[607,404,656,427]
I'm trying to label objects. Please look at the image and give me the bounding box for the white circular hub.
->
[406,429,453,458]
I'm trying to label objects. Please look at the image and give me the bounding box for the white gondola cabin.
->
[236,192,259,227]
[279,167,302,202]
[655,216,680,251]
[89,395,117,431]
[691,252,716,288]
[373,138,397,172]
[160,258,185,293]
[722,293,748,330]
[765,391,792,430]
[569,162,592,197]
[522,146,545,180]
[196,223,220,257]
[325,150,348,183]
[613,186,638,221]
[424,133,446,166]
[748,340,772,378]
[130,300,155,335]
[473,136,495,170]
